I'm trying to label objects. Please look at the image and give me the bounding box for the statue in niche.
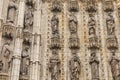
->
[20,46,30,75]
[51,15,59,36]
[89,53,99,80]
[106,12,115,35]
[49,50,60,80]
[88,13,96,35]
[24,4,34,31]
[0,40,12,73]
[7,0,18,23]
[110,53,120,80]
[69,14,78,34]
[69,55,81,80]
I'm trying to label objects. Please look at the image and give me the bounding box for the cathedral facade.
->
[0,0,120,80]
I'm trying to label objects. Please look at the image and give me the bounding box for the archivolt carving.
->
[24,3,34,31]
[0,41,13,73]
[89,53,99,80]
[20,46,30,76]
[7,0,18,23]
[69,55,81,80]
[110,53,120,80]
[49,49,60,80]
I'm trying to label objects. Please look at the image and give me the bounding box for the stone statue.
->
[89,53,99,80]
[24,4,34,31]
[106,12,115,35]
[69,55,81,80]
[69,14,78,34]
[7,0,18,23]
[0,40,12,73]
[49,50,60,80]
[51,15,59,36]
[20,47,30,75]
[110,54,120,80]
[88,14,96,35]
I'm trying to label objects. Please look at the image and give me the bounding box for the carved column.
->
[10,0,25,80]
[68,1,81,80]
[86,0,100,80]
[29,0,41,80]
[104,0,119,80]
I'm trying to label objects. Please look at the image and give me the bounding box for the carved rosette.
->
[68,0,79,12]
[2,23,15,40]
[88,35,99,50]
[51,0,62,12]
[106,35,118,51]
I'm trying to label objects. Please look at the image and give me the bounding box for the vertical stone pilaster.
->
[30,0,42,80]
[10,0,25,80]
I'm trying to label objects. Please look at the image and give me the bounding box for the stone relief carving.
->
[51,0,62,12]
[49,50,60,80]
[0,40,13,73]
[88,13,96,35]
[69,14,78,34]
[69,55,81,80]
[110,54,120,80]
[20,46,30,76]
[51,14,59,36]
[106,12,115,35]
[7,0,18,23]
[68,0,79,12]
[89,53,99,80]
[24,4,34,31]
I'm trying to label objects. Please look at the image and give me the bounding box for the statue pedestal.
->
[0,73,9,80]
[19,75,28,80]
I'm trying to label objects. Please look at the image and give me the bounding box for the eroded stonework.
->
[0,0,120,80]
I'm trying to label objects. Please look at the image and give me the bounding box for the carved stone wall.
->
[0,0,120,80]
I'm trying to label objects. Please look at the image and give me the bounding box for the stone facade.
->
[0,0,120,80]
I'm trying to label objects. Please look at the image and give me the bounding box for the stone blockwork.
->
[0,0,120,80]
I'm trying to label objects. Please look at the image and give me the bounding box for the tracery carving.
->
[7,0,18,23]
[69,54,81,80]
[24,3,34,31]
[20,46,30,76]
[49,49,60,80]
[110,53,120,80]
[0,40,13,73]
[89,52,99,80]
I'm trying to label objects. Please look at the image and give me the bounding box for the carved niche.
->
[49,49,60,80]
[24,2,34,31]
[86,0,97,12]
[20,46,30,76]
[69,54,81,80]
[0,40,13,73]
[89,53,99,80]
[110,53,120,80]
[7,0,18,23]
